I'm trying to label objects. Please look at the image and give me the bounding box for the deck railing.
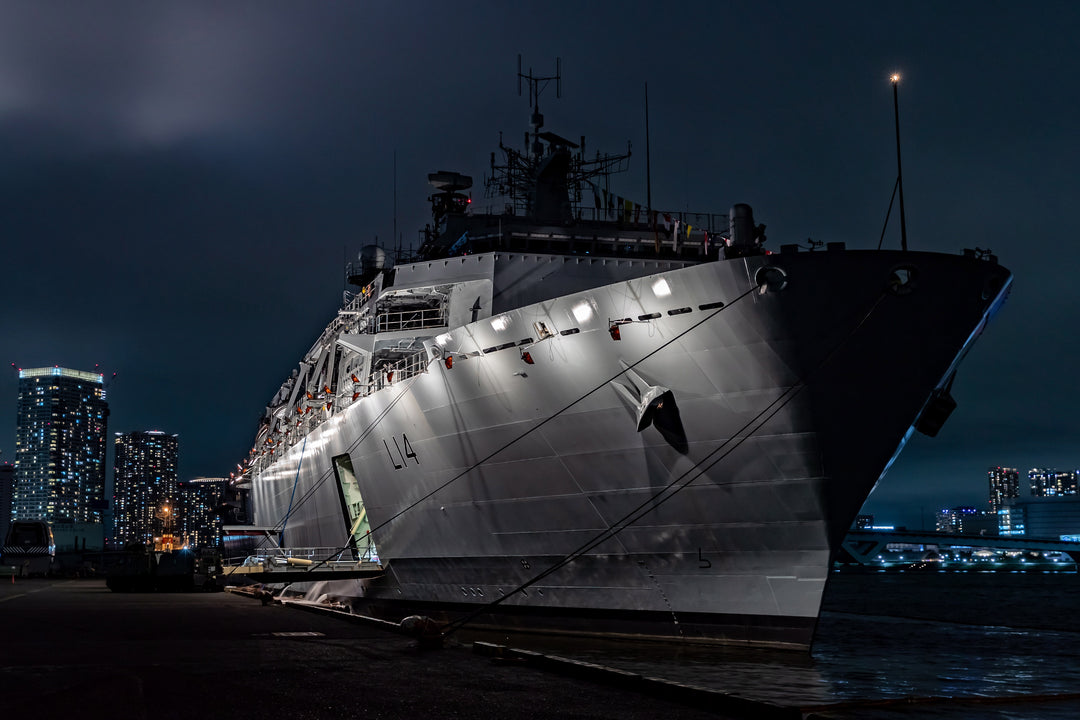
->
[375,306,448,333]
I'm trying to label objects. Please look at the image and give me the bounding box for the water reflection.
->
[459,572,1080,713]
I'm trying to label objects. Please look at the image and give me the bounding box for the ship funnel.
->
[729,204,756,247]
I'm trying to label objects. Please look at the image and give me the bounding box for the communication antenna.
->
[517,54,562,108]
[517,55,563,161]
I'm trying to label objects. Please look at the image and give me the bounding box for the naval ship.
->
[236,67,1011,649]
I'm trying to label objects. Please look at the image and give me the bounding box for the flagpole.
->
[645,82,658,254]
[891,73,908,252]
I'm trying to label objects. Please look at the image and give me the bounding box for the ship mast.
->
[485,56,632,220]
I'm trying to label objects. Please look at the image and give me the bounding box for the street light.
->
[891,71,908,251]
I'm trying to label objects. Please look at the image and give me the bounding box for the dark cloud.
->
[1,2,1078,523]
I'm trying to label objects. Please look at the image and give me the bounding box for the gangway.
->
[221,527,383,583]
[220,557,385,584]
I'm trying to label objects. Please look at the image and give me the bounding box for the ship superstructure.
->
[235,64,1011,649]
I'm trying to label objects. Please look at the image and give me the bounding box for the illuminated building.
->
[0,462,13,543]
[1028,468,1078,497]
[113,431,178,547]
[176,477,225,549]
[13,367,109,523]
[988,467,1020,512]
[936,505,998,535]
[999,496,1080,540]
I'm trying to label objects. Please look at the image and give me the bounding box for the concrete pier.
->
[0,579,744,719]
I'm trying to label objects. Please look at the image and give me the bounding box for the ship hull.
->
[251,248,1010,648]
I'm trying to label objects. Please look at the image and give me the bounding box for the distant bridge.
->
[839,529,1080,565]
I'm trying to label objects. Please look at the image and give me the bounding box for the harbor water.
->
[461,571,1080,718]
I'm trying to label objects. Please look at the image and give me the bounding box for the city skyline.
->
[2,4,1079,530]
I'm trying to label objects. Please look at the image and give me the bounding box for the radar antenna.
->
[486,56,632,221]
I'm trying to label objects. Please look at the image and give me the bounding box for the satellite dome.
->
[359,245,392,272]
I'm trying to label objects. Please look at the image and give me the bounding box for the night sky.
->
[2,2,1077,529]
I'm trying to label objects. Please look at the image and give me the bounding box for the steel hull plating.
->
[251,249,1010,648]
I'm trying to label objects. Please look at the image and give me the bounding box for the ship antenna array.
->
[518,53,561,112]
[518,54,561,163]
[486,55,632,215]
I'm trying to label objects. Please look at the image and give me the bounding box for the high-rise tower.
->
[0,462,14,543]
[988,466,1020,512]
[176,477,225,549]
[113,431,178,546]
[1028,468,1078,497]
[14,367,109,523]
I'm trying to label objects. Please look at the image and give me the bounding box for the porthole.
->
[887,264,918,296]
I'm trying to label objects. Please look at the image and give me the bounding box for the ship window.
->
[667,307,692,316]
[638,312,661,321]
[699,301,725,310]
[560,328,580,336]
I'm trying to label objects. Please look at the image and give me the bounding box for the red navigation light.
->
[609,324,621,341]
[445,355,454,369]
